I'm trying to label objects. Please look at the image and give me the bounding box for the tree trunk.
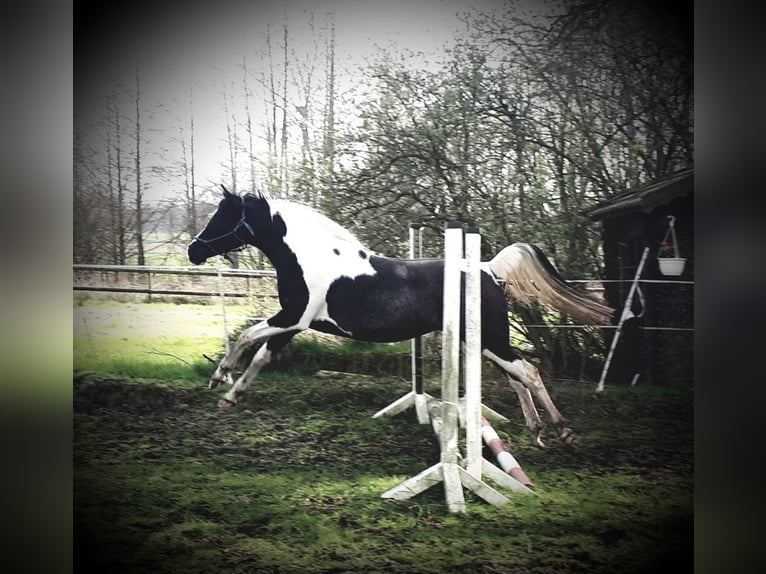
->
[189,88,197,238]
[222,78,238,192]
[134,69,145,266]
[114,93,126,266]
[322,16,336,192]
[242,53,256,193]
[265,23,279,196]
[106,93,117,265]
[280,21,289,197]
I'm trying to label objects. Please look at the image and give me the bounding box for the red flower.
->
[659,241,674,255]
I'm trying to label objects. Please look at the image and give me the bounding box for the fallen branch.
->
[145,349,190,365]
[315,370,374,379]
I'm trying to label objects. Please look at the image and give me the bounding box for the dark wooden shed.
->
[586,168,694,385]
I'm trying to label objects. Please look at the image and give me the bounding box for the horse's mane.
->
[242,193,367,249]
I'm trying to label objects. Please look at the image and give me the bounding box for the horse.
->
[188,187,613,447]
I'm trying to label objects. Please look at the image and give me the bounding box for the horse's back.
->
[320,256,444,342]
[316,255,509,344]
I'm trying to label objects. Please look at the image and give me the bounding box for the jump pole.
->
[481,416,533,487]
[381,224,533,512]
[373,224,431,423]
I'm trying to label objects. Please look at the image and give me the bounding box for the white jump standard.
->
[381,224,534,513]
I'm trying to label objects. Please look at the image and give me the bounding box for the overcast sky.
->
[76,0,520,203]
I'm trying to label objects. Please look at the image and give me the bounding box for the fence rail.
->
[73,264,276,279]
[72,286,255,298]
[72,264,693,332]
[73,264,278,300]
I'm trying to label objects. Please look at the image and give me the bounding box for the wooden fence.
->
[73,264,279,300]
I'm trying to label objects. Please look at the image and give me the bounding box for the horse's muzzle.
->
[187,240,208,265]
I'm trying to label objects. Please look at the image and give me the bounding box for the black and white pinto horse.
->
[188,188,613,447]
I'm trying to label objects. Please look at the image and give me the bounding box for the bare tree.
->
[290,11,321,205]
[105,92,117,264]
[134,68,145,265]
[113,89,127,264]
[221,76,238,192]
[73,122,102,263]
[263,23,280,196]
[179,88,198,239]
[74,88,130,265]
[322,13,336,192]
[242,51,257,193]
[279,18,289,197]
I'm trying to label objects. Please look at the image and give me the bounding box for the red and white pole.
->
[481,416,533,487]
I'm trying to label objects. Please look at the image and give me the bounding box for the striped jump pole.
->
[481,417,533,487]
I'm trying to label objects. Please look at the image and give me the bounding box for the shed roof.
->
[586,168,693,221]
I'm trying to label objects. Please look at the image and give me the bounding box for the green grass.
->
[73,301,693,573]
[74,300,252,379]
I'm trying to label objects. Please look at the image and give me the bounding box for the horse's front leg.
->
[218,331,299,408]
[209,319,291,389]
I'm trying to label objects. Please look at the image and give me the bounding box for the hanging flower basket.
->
[657,216,686,276]
[658,257,686,276]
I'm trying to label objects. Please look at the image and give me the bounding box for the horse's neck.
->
[274,200,360,240]
[273,201,365,251]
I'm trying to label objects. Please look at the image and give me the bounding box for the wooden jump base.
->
[379,223,534,513]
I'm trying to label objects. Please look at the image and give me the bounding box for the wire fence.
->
[73,263,693,387]
[73,264,693,333]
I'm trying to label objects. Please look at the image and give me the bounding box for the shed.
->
[586,168,694,385]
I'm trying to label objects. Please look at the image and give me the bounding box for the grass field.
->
[74,300,693,573]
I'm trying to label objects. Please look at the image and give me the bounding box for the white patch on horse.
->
[269,200,377,334]
[271,200,376,281]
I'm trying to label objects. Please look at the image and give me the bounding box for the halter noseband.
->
[192,205,255,263]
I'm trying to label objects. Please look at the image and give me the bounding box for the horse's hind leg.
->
[506,378,547,448]
[483,347,574,446]
[217,330,299,408]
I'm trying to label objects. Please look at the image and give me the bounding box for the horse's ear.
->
[221,184,233,199]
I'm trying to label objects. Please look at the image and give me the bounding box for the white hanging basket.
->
[658,215,685,276]
[658,257,686,276]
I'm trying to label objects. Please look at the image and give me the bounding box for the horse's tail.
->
[487,243,613,325]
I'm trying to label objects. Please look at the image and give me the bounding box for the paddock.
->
[74,298,693,573]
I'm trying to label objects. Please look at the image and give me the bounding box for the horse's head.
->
[188,186,255,265]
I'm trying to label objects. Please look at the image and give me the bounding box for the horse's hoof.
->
[531,435,546,448]
[560,427,575,447]
[217,398,236,409]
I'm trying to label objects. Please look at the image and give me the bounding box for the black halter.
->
[192,205,254,264]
